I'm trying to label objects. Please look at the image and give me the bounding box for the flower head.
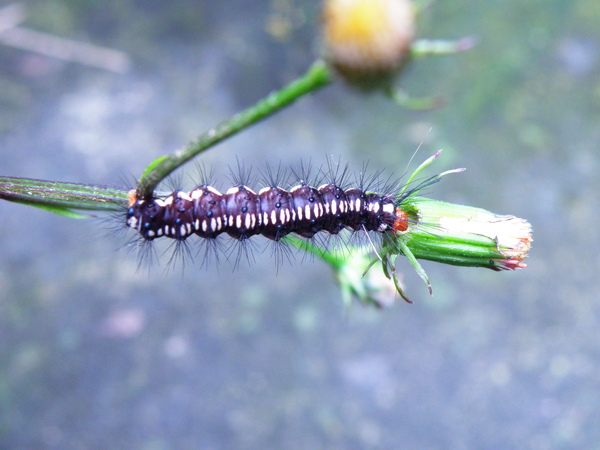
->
[322,0,415,87]
[397,197,533,271]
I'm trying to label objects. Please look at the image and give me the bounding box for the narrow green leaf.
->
[0,176,129,213]
[29,203,89,219]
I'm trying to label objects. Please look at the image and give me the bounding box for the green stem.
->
[283,235,345,269]
[136,59,334,199]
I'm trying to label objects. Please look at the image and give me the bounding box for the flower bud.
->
[322,0,415,87]
[399,197,533,270]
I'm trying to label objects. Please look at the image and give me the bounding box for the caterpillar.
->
[125,172,413,247]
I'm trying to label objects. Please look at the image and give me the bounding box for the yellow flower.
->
[322,0,415,85]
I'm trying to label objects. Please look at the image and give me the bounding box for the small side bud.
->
[285,236,401,307]
[336,251,401,308]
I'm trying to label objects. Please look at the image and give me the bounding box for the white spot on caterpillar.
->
[280,209,286,224]
[191,189,202,200]
[263,212,269,225]
[210,218,217,231]
[331,199,337,215]
[202,220,208,232]
[383,203,394,214]
[297,206,303,221]
[355,199,361,212]
[127,216,138,228]
[147,230,155,238]
[304,204,311,220]
[271,209,277,225]
[226,186,240,195]
[236,214,242,230]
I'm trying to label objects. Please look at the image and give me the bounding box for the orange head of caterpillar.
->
[127,189,139,208]
[393,207,409,232]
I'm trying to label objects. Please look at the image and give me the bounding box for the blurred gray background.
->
[0,1,598,448]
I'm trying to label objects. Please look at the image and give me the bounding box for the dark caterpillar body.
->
[126,182,408,244]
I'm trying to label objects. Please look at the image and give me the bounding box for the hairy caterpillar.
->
[125,168,415,249]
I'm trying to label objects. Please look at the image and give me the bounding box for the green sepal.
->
[396,238,432,295]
